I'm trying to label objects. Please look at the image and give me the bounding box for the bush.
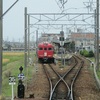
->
[89,50,94,57]
[80,50,84,55]
[84,51,89,57]
[80,50,94,57]
[83,50,89,57]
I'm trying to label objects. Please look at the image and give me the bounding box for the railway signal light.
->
[19,66,23,73]
[59,37,65,46]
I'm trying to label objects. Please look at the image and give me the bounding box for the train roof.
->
[38,42,54,47]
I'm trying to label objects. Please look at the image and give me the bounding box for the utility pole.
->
[94,9,97,65]
[36,30,38,48]
[28,15,30,64]
[0,0,3,95]
[96,0,99,70]
[0,0,19,95]
[35,30,38,60]
[24,7,27,68]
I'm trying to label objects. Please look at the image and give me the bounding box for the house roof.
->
[71,33,95,39]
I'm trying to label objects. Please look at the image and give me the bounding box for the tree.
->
[89,50,94,57]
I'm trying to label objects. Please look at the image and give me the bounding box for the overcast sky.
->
[3,0,96,42]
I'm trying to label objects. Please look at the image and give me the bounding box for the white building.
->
[69,32,95,52]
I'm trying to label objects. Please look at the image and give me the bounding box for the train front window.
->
[39,48,43,50]
[44,48,47,50]
[48,48,52,50]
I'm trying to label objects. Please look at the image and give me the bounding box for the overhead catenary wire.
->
[28,1,96,34]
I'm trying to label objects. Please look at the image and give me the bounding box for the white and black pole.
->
[11,84,14,100]
[9,76,16,100]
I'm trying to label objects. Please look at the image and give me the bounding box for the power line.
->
[54,0,68,11]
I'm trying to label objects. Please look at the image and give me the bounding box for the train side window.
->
[44,48,47,50]
[39,48,43,50]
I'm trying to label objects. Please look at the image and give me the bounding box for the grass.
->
[3,52,24,66]
[2,51,36,97]
[97,71,100,79]
[88,57,100,79]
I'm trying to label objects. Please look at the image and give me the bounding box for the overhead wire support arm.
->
[28,13,94,15]
[0,0,19,19]
[28,12,96,33]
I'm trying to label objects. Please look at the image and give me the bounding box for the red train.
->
[37,42,54,63]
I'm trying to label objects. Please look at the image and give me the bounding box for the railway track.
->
[14,54,100,100]
[42,55,84,100]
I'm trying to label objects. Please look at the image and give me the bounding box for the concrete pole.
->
[24,7,27,68]
[0,0,19,95]
[94,9,97,65]
[96,0,99,70]
[61,47,63,67]
[0,0,3,95]
[36,30,38,53]
[64,48,65,66]
[36,30,38,47]
[36,30,38,61]
[28,15,30,64]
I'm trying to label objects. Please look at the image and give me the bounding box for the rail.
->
[42,55,84,100]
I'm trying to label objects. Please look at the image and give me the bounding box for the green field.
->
[2,51,36,98]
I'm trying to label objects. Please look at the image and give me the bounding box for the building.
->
[68,32,95,52]
[38,33,61,43]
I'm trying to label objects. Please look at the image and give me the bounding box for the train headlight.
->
[44,52,47,56]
